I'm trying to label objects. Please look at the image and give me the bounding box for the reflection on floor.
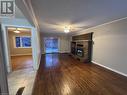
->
[46,48,58,53]
[11,55,33,71]
[8,68,36,95]
[32,54,127,95]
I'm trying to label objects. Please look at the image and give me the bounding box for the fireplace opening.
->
[77,48,84,57]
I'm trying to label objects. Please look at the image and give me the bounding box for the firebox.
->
[77,48,84,57]
[76,44,84,57]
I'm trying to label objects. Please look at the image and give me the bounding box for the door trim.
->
[0,24,9,95]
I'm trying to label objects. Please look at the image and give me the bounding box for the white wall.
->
[31,28,41,70]
[40,33,70,54]
[1,18,32,27]
[59,36,70,53]
[72,18,127,76]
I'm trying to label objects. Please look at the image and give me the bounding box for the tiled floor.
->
[8,68,36,95]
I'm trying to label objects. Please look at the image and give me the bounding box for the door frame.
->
[6,26,33,71]
[0,24,9,95]
[2,25,39,72]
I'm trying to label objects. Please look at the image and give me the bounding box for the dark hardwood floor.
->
[32,53,127,95]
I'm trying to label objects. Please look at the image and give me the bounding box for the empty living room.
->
[0,0,127,95]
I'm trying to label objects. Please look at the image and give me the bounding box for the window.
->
[15,36,31,48]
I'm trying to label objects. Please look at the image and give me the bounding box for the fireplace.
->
[70,33,93,62]
[76,44,84,57]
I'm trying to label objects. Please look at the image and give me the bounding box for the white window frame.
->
[14,36,32,48]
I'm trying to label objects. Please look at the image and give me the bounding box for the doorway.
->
[6,27,36,95]
[7,27,33,71]
[44,37,59,53]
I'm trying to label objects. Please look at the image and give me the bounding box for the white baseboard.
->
[42,53,45,54]
[42,51,70,54]
[60,51,70,53]
[60,52,69,53]
[92,61,127,77]
[11,53,32,57]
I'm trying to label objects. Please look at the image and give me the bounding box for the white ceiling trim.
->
[22,0,39,30]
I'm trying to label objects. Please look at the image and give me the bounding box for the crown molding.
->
[22,0,40,31]
[70,16,127,36]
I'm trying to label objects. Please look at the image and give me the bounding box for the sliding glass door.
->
[44,37,59,53]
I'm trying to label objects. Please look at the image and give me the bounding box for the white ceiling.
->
[15,5,26,19]
[31,0,127,34]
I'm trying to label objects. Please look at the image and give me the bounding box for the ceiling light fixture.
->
[14,28,20,33]
[64,26,70,33]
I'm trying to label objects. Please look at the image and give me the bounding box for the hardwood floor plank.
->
[11,55,33,71]
[32,54,127,95]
